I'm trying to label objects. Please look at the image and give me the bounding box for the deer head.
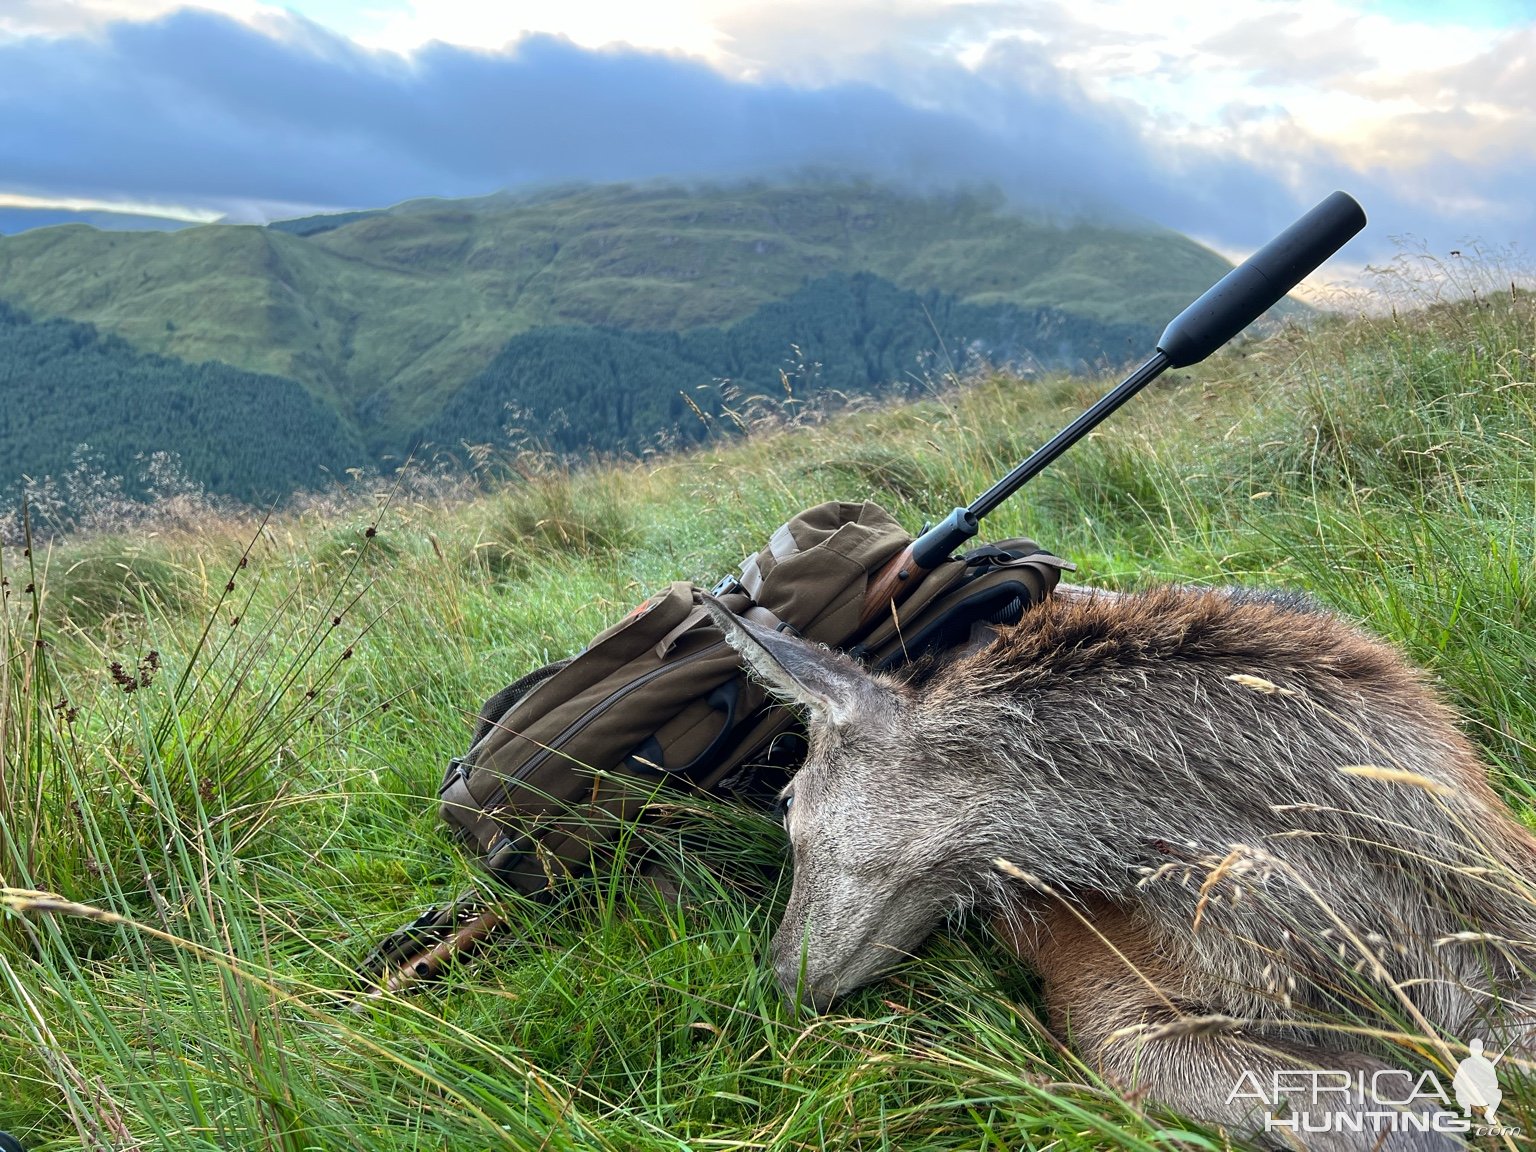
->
[705,598,992,1010]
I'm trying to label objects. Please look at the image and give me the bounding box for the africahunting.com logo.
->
[1228,1039,1522,1139]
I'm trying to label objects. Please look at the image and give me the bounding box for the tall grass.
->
[2,282,1534,1149]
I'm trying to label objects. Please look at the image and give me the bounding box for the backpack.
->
[438,500,1066,893]
[359,501,1066,987]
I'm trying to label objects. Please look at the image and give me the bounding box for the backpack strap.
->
[650,602,791,660]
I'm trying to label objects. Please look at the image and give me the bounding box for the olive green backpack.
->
[435,500,1065,895]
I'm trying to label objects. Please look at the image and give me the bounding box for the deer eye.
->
[775,792,794,828]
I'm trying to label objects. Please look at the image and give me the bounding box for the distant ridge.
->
[267,209,387,237]
[0,206,197,235]
[0,180,1277,503]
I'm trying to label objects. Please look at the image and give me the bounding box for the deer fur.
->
[704,586,1536,1151]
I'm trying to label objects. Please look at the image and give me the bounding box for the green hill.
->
[0,181,1244,498]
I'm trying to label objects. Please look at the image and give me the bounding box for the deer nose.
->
[780,976,837,1014]
[801,984,837,1013]
[774,957,837,1013]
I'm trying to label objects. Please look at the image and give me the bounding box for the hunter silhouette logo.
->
[1453,1038,1503,1124]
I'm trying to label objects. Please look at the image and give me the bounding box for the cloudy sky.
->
[0,0,1531,273]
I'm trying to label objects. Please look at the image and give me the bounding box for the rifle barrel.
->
[968,350,1171,521]
[904,191,1366,573]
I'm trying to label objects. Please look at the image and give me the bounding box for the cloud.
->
[0,0,264,39]
[1346,23,1536,168]
[1196,10,1372,87]
[0,6,1529,269]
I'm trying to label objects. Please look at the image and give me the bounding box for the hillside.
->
[0,182,1238,487]
[0,302,369,504]
[1,283,1533,1148]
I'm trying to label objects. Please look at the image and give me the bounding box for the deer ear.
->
[702,595,885,727]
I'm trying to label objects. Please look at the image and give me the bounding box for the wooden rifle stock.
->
[351,900,509,1008]
[857,543,928,630]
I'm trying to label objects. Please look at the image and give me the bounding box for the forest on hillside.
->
[421,272,1158,455]
[0,303,369,509]
[2,272,1159,512]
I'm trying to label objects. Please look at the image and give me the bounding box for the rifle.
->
[858,189,1366,628]
[353,891,509,1007]
[354,191,1365,1001]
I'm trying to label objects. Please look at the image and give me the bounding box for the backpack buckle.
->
[711,574,745,597]
[438,756,469,797]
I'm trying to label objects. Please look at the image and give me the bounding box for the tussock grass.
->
[38,539,198,629]
[468,468,644,579]
[3,278,1536,1148]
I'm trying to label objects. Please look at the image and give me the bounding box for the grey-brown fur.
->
[705,586,1536,1150]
